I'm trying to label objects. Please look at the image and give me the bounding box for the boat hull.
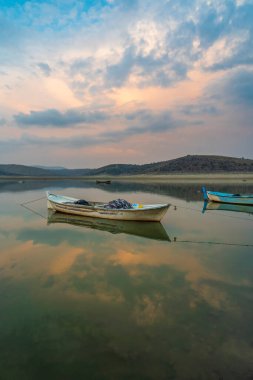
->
[96,180,111,184]
[202,187,253,205]
[47,193,170,222]
[206,193,253,205]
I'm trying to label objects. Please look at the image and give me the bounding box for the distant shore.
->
[1,173,253,183]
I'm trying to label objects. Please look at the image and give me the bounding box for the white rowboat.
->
[47,192,170,222]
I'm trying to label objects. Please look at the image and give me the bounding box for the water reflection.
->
[0,185,253,379]
[1,178,253,202]
[47,210,171,242]
[203,201,253,216]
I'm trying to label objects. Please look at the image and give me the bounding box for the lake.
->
[0,180,253,380]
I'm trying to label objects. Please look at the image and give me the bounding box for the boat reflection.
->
[47,211,171,242]
[202,201,253,215]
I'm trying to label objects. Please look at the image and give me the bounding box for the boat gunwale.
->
[47,194,170,212]
[207,191,253,199]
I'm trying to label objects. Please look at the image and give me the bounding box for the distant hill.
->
[34,165,66,170]
[0,164,57,177]
[137,155,253,174]
[0,155,253,177]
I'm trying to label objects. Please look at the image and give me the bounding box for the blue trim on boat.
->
[202,186,208,201]
[207,191,253,198]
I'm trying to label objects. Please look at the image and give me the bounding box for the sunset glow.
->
[0,0,253,167]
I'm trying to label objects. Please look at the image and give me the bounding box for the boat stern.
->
[47,200,54,210]
[46,192,55,210]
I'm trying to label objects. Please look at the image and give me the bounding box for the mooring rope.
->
[20,194,47,220]
[20,195,46,206]
[172,238,253,248]
[20,203,47,220]
[171,203,253,222]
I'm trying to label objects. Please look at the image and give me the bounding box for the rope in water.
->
[173,238,253,248]
[20,195,47,220]
[20,203,47,220]
[171,203,253,222]
[20,195,46,206]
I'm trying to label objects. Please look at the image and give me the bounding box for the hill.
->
[0,164,67,177]
[137,155,253,174]
[0,164,92,177]
[79,155,253,175]
[0,155,253,177]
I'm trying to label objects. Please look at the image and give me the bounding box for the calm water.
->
[0,180,253,380]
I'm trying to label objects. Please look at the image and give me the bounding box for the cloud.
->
[4,0,252,95]
[14,108,110,127]
[0,134,99,152]
[5,109,184,153]
[201,2,253,71]
[222,69,253,105]
[37,62,52,76]
[0,117,6,126]
[104,15,198,88]
[1,0,253,165]
[105,110,182,140]
[207,69,253,107]
[196,2,235,49]
[68,57,105,98]
[63,2,200,93]
[13,105,183,136]
[106,47,134,87]
[105,44,191,88]
[178,104,220,116]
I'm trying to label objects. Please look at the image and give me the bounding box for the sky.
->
[0,0,253,168]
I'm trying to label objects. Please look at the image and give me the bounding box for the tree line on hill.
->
[0,155,253,177]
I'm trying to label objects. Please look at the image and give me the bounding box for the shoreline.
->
[1,173,253,183]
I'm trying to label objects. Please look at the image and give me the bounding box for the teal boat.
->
[202,187,253,205]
